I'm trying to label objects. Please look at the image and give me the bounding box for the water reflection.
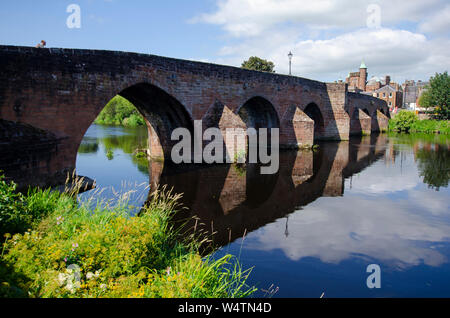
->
[77,125,150,209]
[147,134,392,249]
[77,126,450,297]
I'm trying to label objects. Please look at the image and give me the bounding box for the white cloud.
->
[192,0,450,82]
[418,5,450,36]
[244,194,450,268]
[192,0,444,37]
[345,153,420,194]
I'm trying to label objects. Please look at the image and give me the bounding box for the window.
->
[383,93,386,97]
[389,93,393,98]
[389,101,392,106]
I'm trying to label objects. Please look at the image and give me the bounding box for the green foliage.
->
[389,111,419,132]
[0,176,72,238]
[410,120,450,134]
[0,176,28,237]
[241,56,275,73]
[77,142,99,154]
[95,96,145,127]
[106,149,114,161]
[420,72,450,120]
[81,125,149,174]
[387,132,450,191]
[416,145,450,191]
[0,182,256,298]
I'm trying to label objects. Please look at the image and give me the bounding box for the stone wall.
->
[346,92,390,133]
[0,45,389,187]
[0,119,68,189]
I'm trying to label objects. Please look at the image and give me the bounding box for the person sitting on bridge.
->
[35,40,46,48]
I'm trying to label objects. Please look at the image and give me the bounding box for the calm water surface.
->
[77,124,450,298]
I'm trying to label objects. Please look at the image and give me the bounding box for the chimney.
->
[385,76,391,86]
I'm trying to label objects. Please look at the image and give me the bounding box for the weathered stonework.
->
[0,45,389,188]
[350,109,372,136]
[0,119,67,189]
[346,92,390,134]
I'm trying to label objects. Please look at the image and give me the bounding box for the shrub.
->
[0,175,76,238]
[410,120,450,134]
[1,186,256,298]
[95,96,145,127]
[0,176,30,238]
[123,113,145,127]
[389,111,418,132]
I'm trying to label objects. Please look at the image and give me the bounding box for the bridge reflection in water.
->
[144,134,388,249]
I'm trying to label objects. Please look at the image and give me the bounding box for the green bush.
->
[389,111,418,132]
[95,96,145,127]
[0,176,76,237]
[0,175,28,237]
[0,184,256,298]
[123,113,145,127]
[411,120,450,134]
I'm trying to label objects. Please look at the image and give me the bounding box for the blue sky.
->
[1,0,449,82]
[0,1,221,59]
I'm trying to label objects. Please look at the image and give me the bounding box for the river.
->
[76,124,450,298]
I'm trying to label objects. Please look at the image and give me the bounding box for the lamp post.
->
[288,51,293,75]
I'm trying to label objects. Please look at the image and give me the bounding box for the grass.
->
[0,176,256,298]
[389,111,449,134]
[410,120,450,134]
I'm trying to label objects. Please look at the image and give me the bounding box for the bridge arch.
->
[237,96,280,130]
[77,82,194,163]
[117,83,194,160]
[362,108,371,117]
[303,102,325,140]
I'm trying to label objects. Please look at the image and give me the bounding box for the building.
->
[369,85,403,110]
[402,80,428,110]
[345,61,403,110]
[346,61,368,92]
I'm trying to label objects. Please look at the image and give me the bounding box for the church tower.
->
[359,61,367,91]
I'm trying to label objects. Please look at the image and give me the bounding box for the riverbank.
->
[389,111,449,134]
[95,95,145,127]
[0,176,255,298]
[409,119,450,134]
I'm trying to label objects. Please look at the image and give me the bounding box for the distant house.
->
[371,85,403,111]
[402,80,428,111]
[345,61,403,111]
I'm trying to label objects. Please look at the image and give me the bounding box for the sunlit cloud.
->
[192,0,450,82]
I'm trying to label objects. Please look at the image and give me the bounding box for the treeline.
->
[95,96,145,127]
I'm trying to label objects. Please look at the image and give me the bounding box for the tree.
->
[389,110,418,132]
[419,72,449,120]
[241,56,275,73]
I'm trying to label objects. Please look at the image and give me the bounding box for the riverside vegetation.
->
[95,96,145,127]
[389,111,449,134]
[0,175,256,298]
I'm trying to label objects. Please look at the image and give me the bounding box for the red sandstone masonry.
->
[0,45,389,187]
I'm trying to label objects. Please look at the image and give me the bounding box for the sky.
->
[0,0,449,83]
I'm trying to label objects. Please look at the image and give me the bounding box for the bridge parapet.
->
[0,45,389,188]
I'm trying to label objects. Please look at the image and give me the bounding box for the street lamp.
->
[288,51,293,75]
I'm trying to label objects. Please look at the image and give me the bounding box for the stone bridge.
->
[0,45,389,188]
[149,134,389,248]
